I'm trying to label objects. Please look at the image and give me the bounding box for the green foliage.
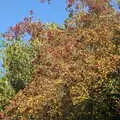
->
[0,38,34,113]
[0,76,15,111]
[3,39,34,93]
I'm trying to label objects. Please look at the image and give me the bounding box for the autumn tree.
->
[1,0,120,120]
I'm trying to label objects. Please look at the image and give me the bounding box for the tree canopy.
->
[0,0,120,119]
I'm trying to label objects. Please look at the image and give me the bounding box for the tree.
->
[0,0,120,119]
[3,4,120,120]
[2,39,34,93]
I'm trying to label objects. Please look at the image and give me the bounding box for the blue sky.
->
[0,0,68,33]
[0,0,119,33]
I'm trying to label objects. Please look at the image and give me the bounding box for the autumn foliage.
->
[0,0,120,120]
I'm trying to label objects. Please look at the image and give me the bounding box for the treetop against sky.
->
[0,0,120,33]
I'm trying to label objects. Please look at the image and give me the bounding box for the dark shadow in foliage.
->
[10,79,25,93]
[72,98,120,120]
